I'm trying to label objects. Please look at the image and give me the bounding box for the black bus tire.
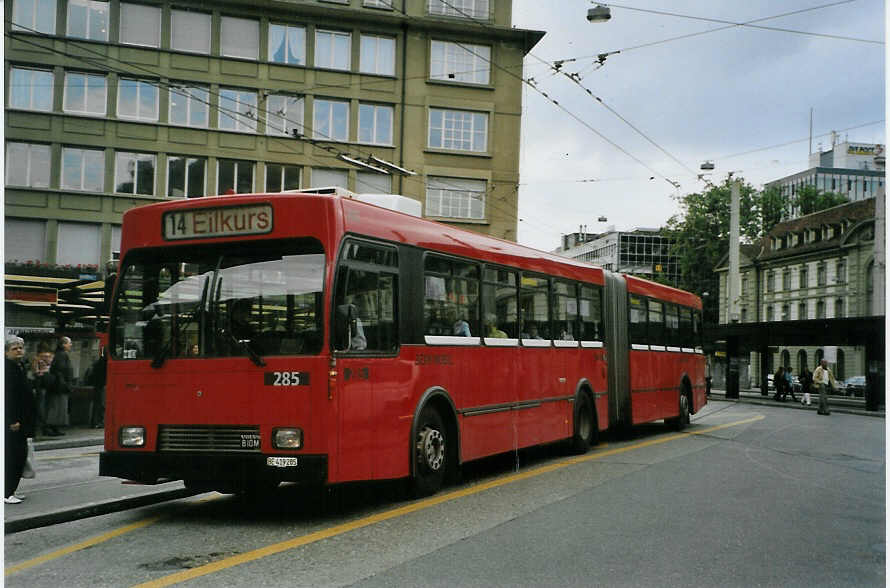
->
[570,393,596,454]
[672,393,690,431]
[411,405,448,497]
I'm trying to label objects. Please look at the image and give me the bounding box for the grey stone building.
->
[715,198,876,384]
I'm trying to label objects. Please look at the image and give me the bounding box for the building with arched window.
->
[715,198,877,387]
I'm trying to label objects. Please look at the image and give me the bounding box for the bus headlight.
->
[272,428,302,449]
[120,426,145,447]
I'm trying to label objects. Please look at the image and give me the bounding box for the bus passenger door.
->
[332,241,399,483]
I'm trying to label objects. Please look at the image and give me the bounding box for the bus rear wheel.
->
[411,406,448,497]
[570,393,596,454]
[671,393,690,431]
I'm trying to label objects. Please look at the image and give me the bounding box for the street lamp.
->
[587,5,611,22]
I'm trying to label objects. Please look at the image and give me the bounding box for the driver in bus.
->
[230,299,257,343]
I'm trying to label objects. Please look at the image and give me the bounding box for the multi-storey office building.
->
[764,141,884,217]
[715,198,876,383]
[556,228,679,286]
[4,0,544,333]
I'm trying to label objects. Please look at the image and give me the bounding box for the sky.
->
[510,0,885,251]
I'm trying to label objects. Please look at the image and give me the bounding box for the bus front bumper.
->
[99,451,327,486]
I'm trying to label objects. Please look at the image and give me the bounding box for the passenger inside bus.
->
[483,314,507,338]
[522,323,544,339]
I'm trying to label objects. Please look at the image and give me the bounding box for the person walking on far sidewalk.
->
[6,336,36,504]
[785,367,797,402]
[47,336,73,436]
[813,359,835,415]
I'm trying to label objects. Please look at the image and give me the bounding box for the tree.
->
[792,185,848,216]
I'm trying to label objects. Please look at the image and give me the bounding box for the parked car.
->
[842,375,866,397]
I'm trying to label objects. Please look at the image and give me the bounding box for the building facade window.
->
[766,305,774,322]
[9,67,54,111]
[61,147,104,191]
[313,99,349,141]
[428,0,489,19]
[67,0,108,41]
[117,78,159,121]
[355,170,391,193]
[798,301,807,320]
[5,142,51,188]
[12,0,56,33]
[766,270,775,293]
[265,163,301,192]
[781,304,790,321]
[169,86,209,128]
[817,262,827,286]
[220,16,259,60]
[835,258,846,283]
[782,268,791,291]
[359,34,395,75]
[741,275,747,295]
[63,72,107,115]
[171,10,211,54]
[358,103,393,145]
[314,30,351,70]
[218,88,258,132]
[426,176,485,220]
[834,298,844,318]
[5,218,46,263]
[114,152,155,195]
[816,299,826,319]
[428,108,488,152]
[799,265,808,289]
[217,159,254,194]
[430,40,491,85]
[364,0,393,8]
[266,94,304,137]
[167,156,206,198]
[310,167,348,188]
[57,221,100,266]
[120,3,160,47]
[268,24,306,65]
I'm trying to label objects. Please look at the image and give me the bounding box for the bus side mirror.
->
[334,303,357,351]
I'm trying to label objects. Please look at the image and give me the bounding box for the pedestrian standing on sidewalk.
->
[785,366,798,402]
[800,367,813,406]
[47,336,73,436]
[773,366,786,401]
[813,359,835,415]
[6,335,36,504]
[30,342,55,436]
[88,347,107,428]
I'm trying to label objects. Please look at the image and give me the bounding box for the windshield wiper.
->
[151,277,210,369]
[229,333,266,367]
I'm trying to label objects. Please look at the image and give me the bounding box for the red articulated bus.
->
[99,191,706,496]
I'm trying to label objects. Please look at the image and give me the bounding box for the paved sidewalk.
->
[708,388,884,417]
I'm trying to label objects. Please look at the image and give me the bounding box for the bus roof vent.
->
[353,193,422,217]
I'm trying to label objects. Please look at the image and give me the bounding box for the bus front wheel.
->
[411,406,448,497]
[671,393,690,431]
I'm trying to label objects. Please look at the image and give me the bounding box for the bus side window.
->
[552,280,578,341]
[628,294,647,346]
[579,284,602,341]
[664,303,680,348]
[520,274,550,340]
[647,299,665,347]
[692,309,703,349]
[482,266,516,339]
[679,307,693,348]
[424,255,480,338]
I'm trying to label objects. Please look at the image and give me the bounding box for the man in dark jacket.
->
[6,335,36,504]
[47,336,73,436]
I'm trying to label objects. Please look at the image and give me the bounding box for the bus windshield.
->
[111,238,325,362]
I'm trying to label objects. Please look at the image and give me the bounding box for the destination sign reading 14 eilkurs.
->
[163,204,273,240]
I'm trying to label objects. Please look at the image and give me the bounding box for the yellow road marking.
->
[5,495,220,576]
[134,414,764,588]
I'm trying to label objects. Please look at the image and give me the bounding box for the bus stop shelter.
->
[705,316,885,411]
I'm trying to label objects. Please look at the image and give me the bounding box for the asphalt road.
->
[5,400,884,587]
